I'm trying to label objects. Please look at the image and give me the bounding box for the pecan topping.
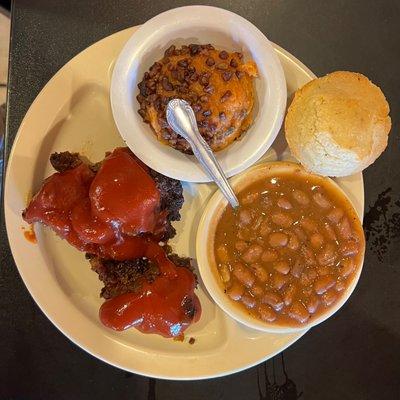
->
[222,71,232,81]
[219,50,228,59]
[206,57,215,66]
[220,90,232,102]
[162,77,173,91]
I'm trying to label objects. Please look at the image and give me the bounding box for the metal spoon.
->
[166,99,239,209]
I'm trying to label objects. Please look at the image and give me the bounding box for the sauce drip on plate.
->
[22,226,37,243]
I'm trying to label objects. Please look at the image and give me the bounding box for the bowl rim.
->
[196,161,366,334]
[110,5,287,183]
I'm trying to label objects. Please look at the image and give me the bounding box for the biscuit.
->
[285,71,391,177]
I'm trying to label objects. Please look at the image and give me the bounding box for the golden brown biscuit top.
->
[137,44,257,153]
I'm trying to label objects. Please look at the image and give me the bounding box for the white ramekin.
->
[196,161,365,333]
[110,5,287,183]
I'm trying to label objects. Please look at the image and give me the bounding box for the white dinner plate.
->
[4,27,364,380]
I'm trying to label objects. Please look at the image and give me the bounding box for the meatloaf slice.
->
[49,150,184,241]
[87,251,194,300]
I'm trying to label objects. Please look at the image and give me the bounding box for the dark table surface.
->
[1,0,400,398]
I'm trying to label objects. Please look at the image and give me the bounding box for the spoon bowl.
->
[166,99,239,209]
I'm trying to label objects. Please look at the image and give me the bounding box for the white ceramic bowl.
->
[110,6,287,182]
[196,162,365,333]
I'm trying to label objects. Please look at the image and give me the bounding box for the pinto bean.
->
[300,217,318,233]
[271,212,293,228]
[273,260,291,275]
[322,289,337,306]
[237,228,253,241]
[288,232,300,250]
[271,273,289,290]
[294,226,307,242]
[235,240,248,252]
[261,249,278,262]
[241,295,257,309]
[233,262,255,288]
[283,284,296,306]
[327,208,344,223]
[314,275,336,295]
[241,191,260,205]
[251,216,263,232]
[339,258,356,278]
[306,268,317,281]
[335,279,346,292]
[340,240,359,257]
[227,281,244,301]
[277,197,292,210]
[268,232,288,247]
[301,245,316,265]
[317,265,330,276]
[262,291,284,311]
[288,301,310,323]
[251,263,269,283]
[291,258,305,278]
[216,245,229,263]
[292,189,310,205]
[219,264,231,283]
[238,209,253,226]
[306,295,320,314]
[313,192,331,208]
[323,223,337,241]
[258,304,276,322]
[259,219,272,237]
[337,217,352,240]
[300,272,311,286]
[251,285,264,297]
[213,162,364,326]
[256,237,265,246]
[317,243,337,266]
[261,195,273,209]
[241,244,263,263]
[310,232,324,249]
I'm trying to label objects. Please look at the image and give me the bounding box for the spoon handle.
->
[189,127,240,209]
[166,99,239,208]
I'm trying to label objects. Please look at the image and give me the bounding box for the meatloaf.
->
[87,248,194,300]
[49,150,192,301]
[50,150,184,241]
